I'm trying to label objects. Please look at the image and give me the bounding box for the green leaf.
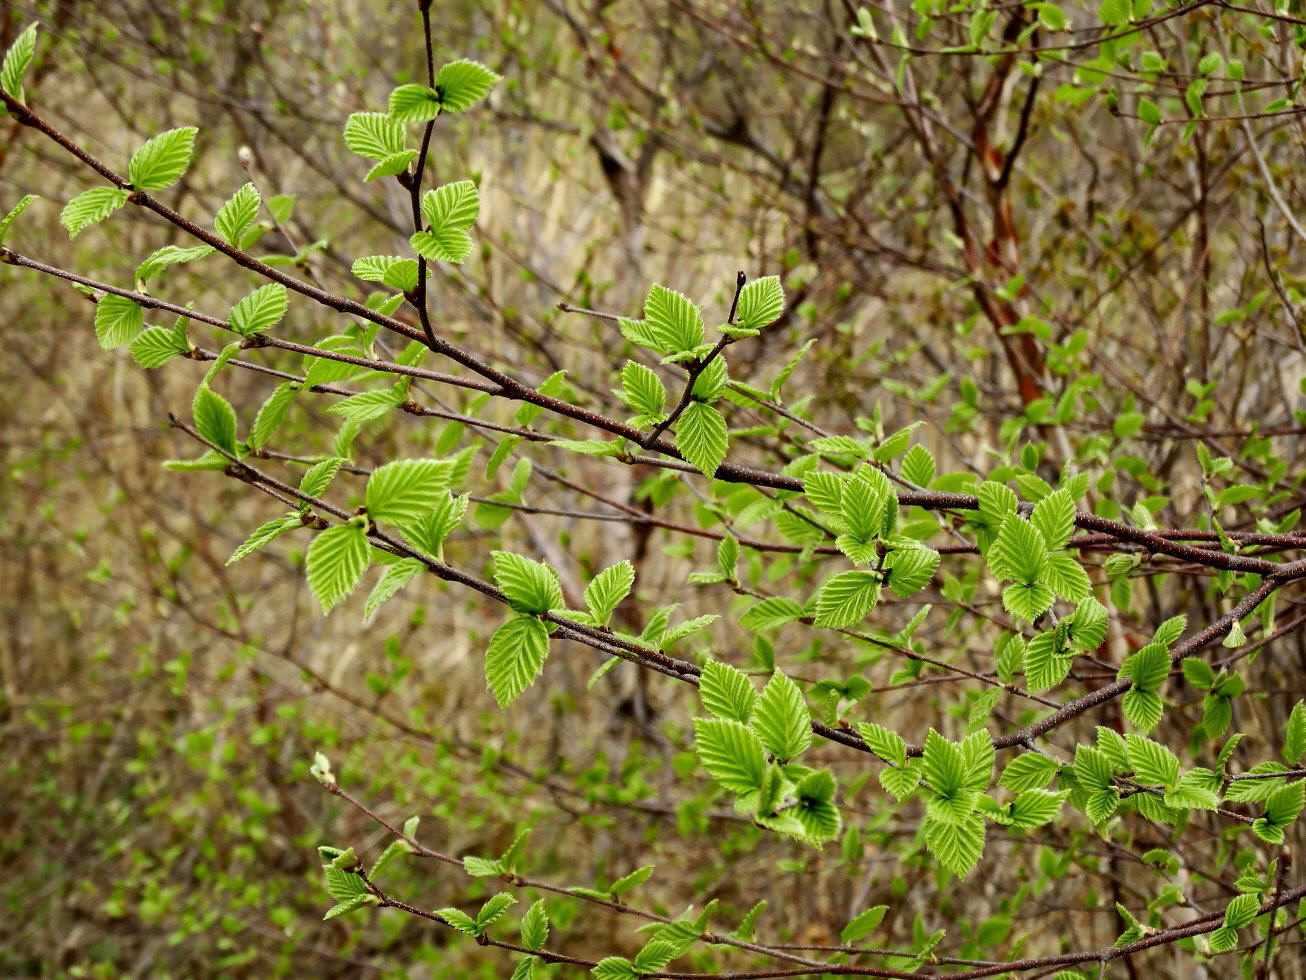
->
[841,904,888,944]
[644,284,704,353]
[1068,597,1109,650]
[1030,488,1075,550]
[193,384,237,454]
[61,187,129,238]
[1023,632,1070,693]
[364,557,424,621]
[1099,0,1129,26]
[215,183,260,246]
[323,895,372,920]
[803,471,844,515]
[437,907,479,936]
[1002,580,1056,622]
[699,659,756,724]
[1,22,38,103]
[609,864,653,898]
[476,892,516,930]
[1223,892,1260,930]
[694,717,767,794]
[752,670,811,762]
[128,325,189,368]
[591,958,639,980]
[901,444,936,487]
[411,179,479,263]
[922,729,967,798]
[883,547,940,598]
[619,361,667,420]
[691,355,729,403]
[1007,789,1067,830]
[923,812,985,878]
[1121,689,1164,732]
[734,276,784,332]
[584,560,634,627]
[491,551,563,615]
[328,386,406,425]
[228,283,288,337]
[343,111,405,161]
[1120,642,1170,693]
[128,127,198,190]
[227,514,300,565]
[299,457,344,498]
[675,401,728,478]
[352,255,420,292]
[1284,700,1306,765]
[989,514,1049,585]
[135,243,214,282]
[857,722,906,766]
[520,899,549,950]
[405,488,467,554]
[999,753,1059,792]
[1125,734,1179,790]
[880,759,923,801]
[365,459,449,524]
[1261,779,1305,837]
[0,193,37,244]
[306,523,370,614]
[388,83,441,125]
[93,294,144,350]
[739,597,805,632]
[1043,551,1091,602]
[485,614,551,708]
[435,59,502,112]
[812,570,880,629]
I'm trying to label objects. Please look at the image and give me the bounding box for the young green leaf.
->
[883,546,940,598]
[61,187,130,238]
[675,401,728,478]
[734,275,784,332]
[343,111,405,161]
[227,513,300,565]
[857,722,907,767]
[435,59,502,112]
[215,183,261,246]
[699,659,756,724]
[476,892,516,930]
[0,193,37,244]
[841,905,888,944]
[751,670,811,762]
[306,523,371,614]
[693,717,767,794]
[192,384,237,454]
[229,283,288,337]
[1,22,38,103]
[364,557,424,621]
[128,325,189,368]
[491,551,563,615]
[128,127,198,190]
[644,284,704,354]
[583,560,635,627]
[388,83,442,125]
[485,614,551,708]
[299,457,344,498]
[1030,488,1075,551]
[520,900,549,950]
[812,570,880,629]
[410,179,479,263]
[620,360,667,420]
[365,459,449,524]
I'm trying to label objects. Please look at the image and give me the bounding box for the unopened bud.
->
[237,146,254,169]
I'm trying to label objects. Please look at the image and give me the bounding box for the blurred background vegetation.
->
[3,0,1306,976]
